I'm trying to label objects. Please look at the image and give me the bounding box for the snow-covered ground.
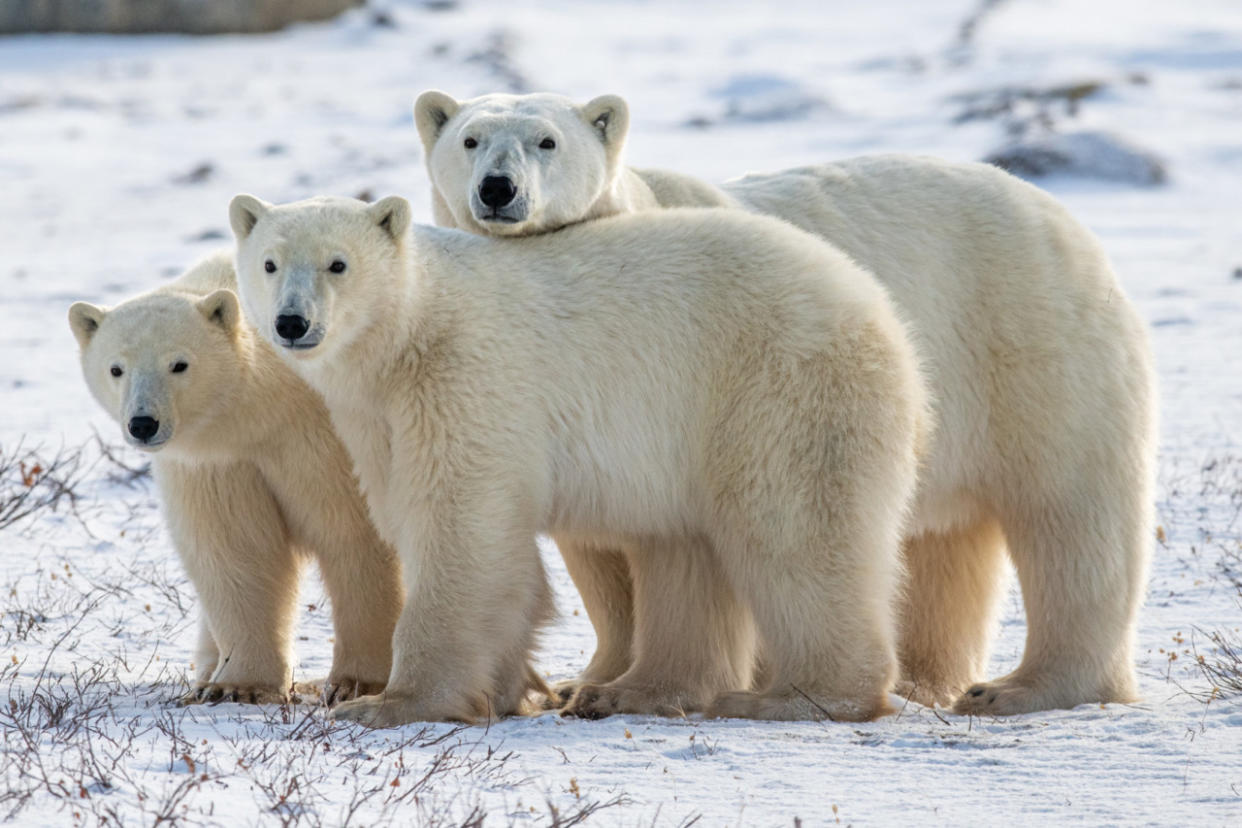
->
[2,0,1241,823]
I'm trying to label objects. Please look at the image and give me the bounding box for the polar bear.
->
[229,193,927,726]
[415,90,735,238]
[70,251,403,705]
[415,90,1158,717]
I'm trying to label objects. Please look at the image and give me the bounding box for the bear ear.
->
[368,196,412,242]
[580,94,630,160]
[229,194,272,241]
[196,289,240,335]
[68,302,107,349]
[414,90,461,152]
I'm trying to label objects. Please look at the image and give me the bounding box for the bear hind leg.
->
[549,538,635,706]
[563,535,754,719]
[706,522,900,723]
[896,518,1008,708]
[953,487,1149,716]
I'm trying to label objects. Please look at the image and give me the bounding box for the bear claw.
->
[562,682,693,719]
[178,683,290,706]
[951,674,1080,716]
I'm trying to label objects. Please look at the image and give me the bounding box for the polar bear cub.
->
[70,252,403,705]
[230,193,927,725]
[415,90,1158,718]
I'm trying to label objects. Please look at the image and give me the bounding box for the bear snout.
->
[128,415,160,442]
[478,175,517,209]
[275,314,311,343]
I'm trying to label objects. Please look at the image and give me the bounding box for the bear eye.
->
[264,259,276,273]
[110,365,123,378]
[539,137,556,150]
[328,260,347,274]
[463,137,477,149]
[171,361,188,374]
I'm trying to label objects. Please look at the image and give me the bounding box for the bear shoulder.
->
[630,168,738,209]
[158,249,238,300]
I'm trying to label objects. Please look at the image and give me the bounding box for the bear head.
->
[69,286,243,453]
[230,193,412,367]
[415,90,628,237]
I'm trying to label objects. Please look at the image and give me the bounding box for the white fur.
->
[232,194,927,725]
[70,252,403,705]
[419,92,1158,716]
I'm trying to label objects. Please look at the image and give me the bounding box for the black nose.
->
[478,175,517,209]
[275,314,310,341]
[128,416,159,441]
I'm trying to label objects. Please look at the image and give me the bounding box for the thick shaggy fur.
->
[69,253,403,704]
[231,195,927,725]
[417,91,1158,716]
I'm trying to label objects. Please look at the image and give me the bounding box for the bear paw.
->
[561,682,694,719]
[330,693,398,727]
[952,673,1098,716]
[323,677,386,706]
[547,667,631,710]
[893,679,964,709]
[330,690,479,727]
[291,678,386,707]
[547,678,581,709]
[178,682,293,706]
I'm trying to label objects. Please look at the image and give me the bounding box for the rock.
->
[172,162,214,185]
[0,0,362,35]
[185,228,226,243]
[985,130,1167,186]
[952,80,1105,126]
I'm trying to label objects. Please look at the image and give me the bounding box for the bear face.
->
[230,194,412,366]
[415,91,628,237]
[69,290,243,453]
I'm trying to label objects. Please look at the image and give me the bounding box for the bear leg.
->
[162,461,302,705]
[550,538,634,704]
[313,533,403,706]
[953,486,1149,715]
[704,520,900,723]
[334,517,552,726]
[563,535,754,718]
[896,519,1008,708]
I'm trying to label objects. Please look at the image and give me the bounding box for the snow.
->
[2,0,1241,824]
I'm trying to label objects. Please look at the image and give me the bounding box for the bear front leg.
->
[158,460,302,705]
[313,528,403,705]
[332,491,552,727]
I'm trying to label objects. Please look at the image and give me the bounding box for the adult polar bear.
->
[69,253,404,704]
[415,90,1158,717]
[230,194,927,725]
